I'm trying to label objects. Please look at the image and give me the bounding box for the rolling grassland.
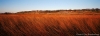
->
[0,14,100,36]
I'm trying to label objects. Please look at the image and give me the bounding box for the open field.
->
[0,14,100,36]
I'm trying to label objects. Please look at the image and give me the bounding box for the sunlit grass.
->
[0,14,100,36]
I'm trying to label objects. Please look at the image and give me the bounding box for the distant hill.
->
[17,8,100,14]
[1,8,100,14]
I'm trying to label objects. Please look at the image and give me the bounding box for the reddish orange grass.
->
[0,14,100,36]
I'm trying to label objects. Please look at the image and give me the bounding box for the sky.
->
[0,0,100,13]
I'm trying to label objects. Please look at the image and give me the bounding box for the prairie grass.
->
[0,14,100,36]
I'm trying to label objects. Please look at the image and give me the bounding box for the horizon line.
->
[1,8,100,13]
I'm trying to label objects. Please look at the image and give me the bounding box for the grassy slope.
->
[0,14,100,36]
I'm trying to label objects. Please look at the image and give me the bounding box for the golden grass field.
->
[0,13,100,36]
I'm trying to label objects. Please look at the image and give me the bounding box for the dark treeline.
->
[1,8,100,14]
[17,8,100,13]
